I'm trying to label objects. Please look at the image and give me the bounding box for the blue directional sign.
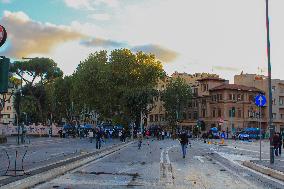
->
[255,94,267,107]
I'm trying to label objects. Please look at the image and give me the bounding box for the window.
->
[159,106,163,112]
[272,113,276,119]
[217,94,223,101]
[238,109,242,118]
[272,86,276,92]
[232,94,236,101]
[155,114,159,122]
[281,114,284,119]
[202,109,206,117]
[229,109,235,117]
[160,114,164,121]
[229,94,233,100]
[150,115,153,122]
[237,94,242,101]
[273,99,276,105]
[188,112,192,119]
[249,95,254,102]
[193,112,198,119]
[6,106,11,111]
[182,112,187,119]
[279,98,284,105]
[218,109,222,117]
[212,109,216,118]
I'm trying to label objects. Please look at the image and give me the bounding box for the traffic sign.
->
[255,94,267,107]
[0,25,7,47]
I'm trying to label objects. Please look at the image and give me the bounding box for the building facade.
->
[235,73,284,133]
[147,72,267,136]
[0,87,18,124]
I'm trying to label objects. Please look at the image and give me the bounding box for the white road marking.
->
[194,156,204,163]
[160,149,164,164]
[224,145,269,155]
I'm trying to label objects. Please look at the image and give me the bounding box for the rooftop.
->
[210,84,262,92]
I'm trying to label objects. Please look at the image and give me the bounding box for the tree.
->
[72,49,164,128]
[161,77,192,132]
[11,58,63,122]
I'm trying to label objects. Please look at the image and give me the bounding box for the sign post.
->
[255,94,267,161]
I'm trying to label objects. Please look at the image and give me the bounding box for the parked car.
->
[238,132,250,140]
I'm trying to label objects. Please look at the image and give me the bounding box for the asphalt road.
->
[34,138,284,189]
[0,137,119,177]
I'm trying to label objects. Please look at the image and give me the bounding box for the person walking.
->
[137,132,143,149]
[95,128,102,149]
[272,132,280,156]
[179,131,189,159]
[278,132,282,156]
[88,129,94,143]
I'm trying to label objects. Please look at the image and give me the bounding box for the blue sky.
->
[1,0,284,81]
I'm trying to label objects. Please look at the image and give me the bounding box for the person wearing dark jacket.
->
[179,132,189,158]
[278,132,282,156]
[272,132,280,156]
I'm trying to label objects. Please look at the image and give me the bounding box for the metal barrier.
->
[4,146,29,176]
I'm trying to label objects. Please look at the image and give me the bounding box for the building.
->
[147,72,267,136]
[235,73,284,133]
[147,72,225,130]
[0,86,18,124]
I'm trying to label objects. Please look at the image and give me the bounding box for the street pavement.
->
[34,138,284,189]
[0,136,119,178]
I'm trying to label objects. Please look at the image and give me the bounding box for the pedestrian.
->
[272,132,280,156]
[119,130,122,141]
[109,129,113,140]
[162,130,165,140]
[278,132,282,156]
[95,128,102,149]
[146,130,150,139]
[121,129,126,142]
[179,131,189,159]
[88,129,94,143]
[137,132,143,149]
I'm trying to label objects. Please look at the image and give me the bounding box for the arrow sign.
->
[255,94,267,107]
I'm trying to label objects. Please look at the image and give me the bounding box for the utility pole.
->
[265,0,274,164]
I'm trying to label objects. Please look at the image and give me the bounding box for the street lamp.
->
[265,0,274,164]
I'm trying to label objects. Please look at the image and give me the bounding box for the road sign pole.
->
[259,106,262,161]
[265,0,274,164]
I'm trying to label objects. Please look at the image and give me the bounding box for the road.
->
[0,137,118,177]
[34,138,284,189]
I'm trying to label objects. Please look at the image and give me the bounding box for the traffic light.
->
[0,56,10,93]
[231,107,235,117]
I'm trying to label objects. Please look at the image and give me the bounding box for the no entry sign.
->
[0,25,7,47]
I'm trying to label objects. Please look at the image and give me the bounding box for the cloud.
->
[89,13,111,21]
[64,0,93,10]
[80,38,125,48]
[1,0,11,3]
[212,66,240,72]
[64,0,119,10]
[131,44,178,63]
[1,11,85,58]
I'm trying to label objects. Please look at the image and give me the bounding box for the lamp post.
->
[265,0,274,164]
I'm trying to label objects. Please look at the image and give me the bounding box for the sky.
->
[0,0,284,82]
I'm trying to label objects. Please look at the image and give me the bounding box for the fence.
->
[0,123,61,136]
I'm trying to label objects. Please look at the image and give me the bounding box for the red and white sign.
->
[218,118,224,124]
[0,25,7,47]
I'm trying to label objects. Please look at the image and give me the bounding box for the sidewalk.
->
[243,159,284,182]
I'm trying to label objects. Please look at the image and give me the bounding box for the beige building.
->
[147,72,224,130]
[147,72,266,135]
[235,73,284,133]
[0,87,17,124]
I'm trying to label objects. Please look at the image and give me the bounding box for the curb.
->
[242,161,284,182]
[0,141,134,189]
